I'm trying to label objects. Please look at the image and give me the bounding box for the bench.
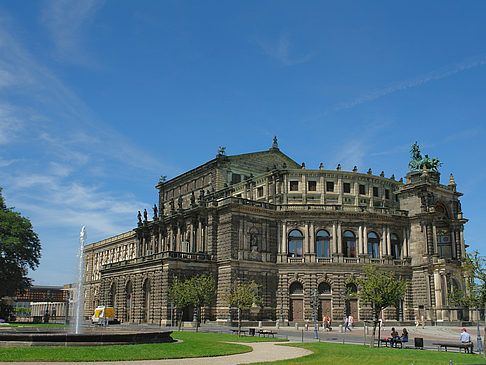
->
[231,329,248,336]
[432,342,474,353]
[378,338,408,348]
[257,330,277,338]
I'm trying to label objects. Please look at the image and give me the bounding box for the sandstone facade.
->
[83,141,467,325]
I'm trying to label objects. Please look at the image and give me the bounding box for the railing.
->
[102,250,213,270]
[317,257,332,263]
[344,258,359,264]
[288,257,304,263]
[370,258,385,264]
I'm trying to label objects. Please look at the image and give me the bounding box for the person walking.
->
[349,314,354,328]
[344,315,352,332]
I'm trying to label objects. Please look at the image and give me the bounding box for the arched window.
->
[316,230,330,258]
[318,282,331,294]
[343,230,356,257]
[288,230,303,257]
[346,283,358,294]
[436,227,453,258]
[289,282,303,295]
[367,232,380,258]
[391,234,401,259]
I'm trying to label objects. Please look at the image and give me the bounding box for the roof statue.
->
[272,136,279,149]
[217,146,226,157]
[408,142,442,172]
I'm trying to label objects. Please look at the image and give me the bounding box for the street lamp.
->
[310,289,319,339]
[476,306,483,354]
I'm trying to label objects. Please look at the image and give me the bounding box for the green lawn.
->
[251,342,485,365]
[2,323,69,328]
[0,331,283,362]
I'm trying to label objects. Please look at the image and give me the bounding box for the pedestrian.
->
[344,315,351,332]
[421,315,425,329]
[460,328,472,353]
[349,314,354,328]
[414,315,419,328]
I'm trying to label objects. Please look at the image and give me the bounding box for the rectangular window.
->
[231,173,241,184]
[326,181,334,192]
[385,189,390,199]
[343,182,351,193]
[359,184,366,195]
[257,186,264,197]
[373,187,379,197]
[290,181,299,191]
[308,181,317,191]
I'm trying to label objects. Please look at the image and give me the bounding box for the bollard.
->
[339,324,343,333]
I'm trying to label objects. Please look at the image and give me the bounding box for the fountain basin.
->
[0,328,173,347]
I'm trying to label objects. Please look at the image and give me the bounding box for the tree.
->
[350,265,408,348]
[168,273,216,331]
[449,249,486,356]
[226,281,261,335]
[186,274,215,331]
[0,188,41,302]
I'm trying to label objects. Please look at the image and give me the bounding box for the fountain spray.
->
[74,226,87,334]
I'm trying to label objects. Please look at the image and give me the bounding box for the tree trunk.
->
[178,308,183,331]
[369,316,379,348]
[238,306,242,336]
[195,307,199,332]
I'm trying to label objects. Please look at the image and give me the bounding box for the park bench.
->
[432,342,474,353]
[231,329,248,336]
[378,338,408,348]
[257,330,277,338]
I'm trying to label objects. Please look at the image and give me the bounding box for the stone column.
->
[337,222,342,254]
[304,222,310,255]
[302,174,307,204]
[320,175,325,204]
[363,225,368,255]
[198,220,202,252]
[332,222,337,254]
[283,175,288,204]
[432,224,438,256]
[309,222,315,254]
[358,225,363,255]
[282,222,287,255]
[381,227,387,257]
[402,228,408,258]
[386,226,391,257]
[266,176,270,202]
[460,228,465,258]
[338,176,343,205]
[190,222,195,252]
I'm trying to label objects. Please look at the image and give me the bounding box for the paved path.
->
[0,342,312,365]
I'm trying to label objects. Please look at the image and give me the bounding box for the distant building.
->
[14,285,69,321]
[83,139,468,325]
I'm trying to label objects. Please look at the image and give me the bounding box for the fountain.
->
[0,226,173,347]
[74,226,87,334]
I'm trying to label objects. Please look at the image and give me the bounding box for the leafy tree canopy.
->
[350,265,408,347]
[450,250,486,308]
[0,188,42,298]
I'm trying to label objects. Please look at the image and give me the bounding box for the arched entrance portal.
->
[142,279,151,323]
[289,282,304,322]
[125,281,133,322]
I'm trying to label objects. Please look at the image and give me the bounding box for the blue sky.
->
[1,1,485,285]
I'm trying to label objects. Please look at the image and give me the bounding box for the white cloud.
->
[334,55,486,112]
[41,0,106,63]
[256,34,314,67]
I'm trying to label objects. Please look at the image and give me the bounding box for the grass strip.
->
[251,342,484,365]
[0,331,282,362]
[2,323,69,328]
